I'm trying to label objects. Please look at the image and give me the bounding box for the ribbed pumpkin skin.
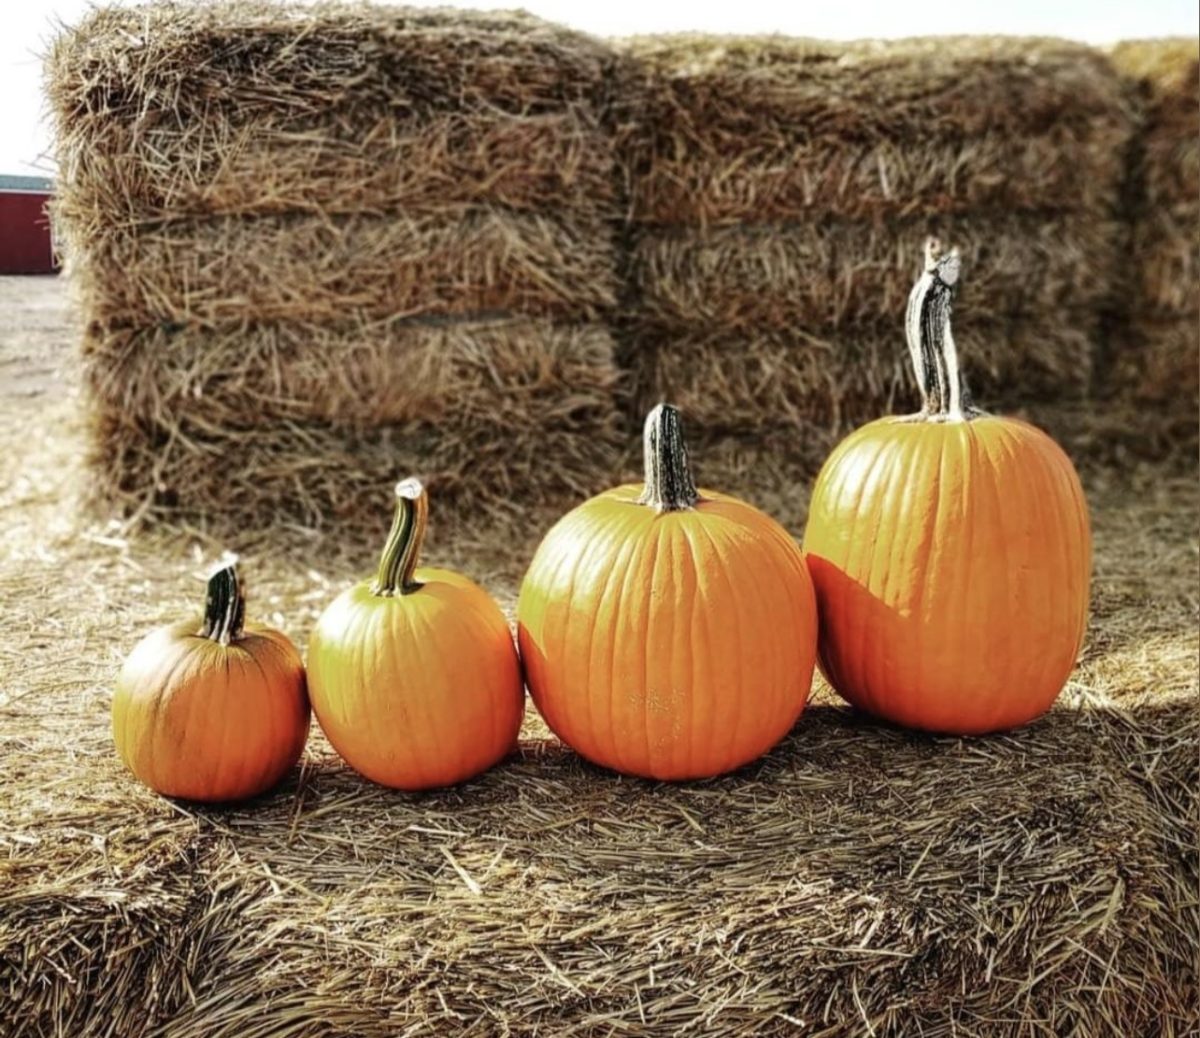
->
[518,485,818,780]
[307,567,524,790]
[803,415,1091,734]
[112,623,310,802]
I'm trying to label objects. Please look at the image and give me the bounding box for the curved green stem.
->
[904,237,979,421]
[638,403,699,512]
[372,478,428,596]
[200,559,245,645]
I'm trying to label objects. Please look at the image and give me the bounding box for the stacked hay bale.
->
[614,37,1132,479]
[48,2,625,535]
[1108,39,1199,454]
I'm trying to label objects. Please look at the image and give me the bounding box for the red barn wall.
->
[0,192,56,274]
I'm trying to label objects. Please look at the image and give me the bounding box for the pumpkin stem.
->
[372,477,428,597]
[200,558,245,645]
[904,237,979,421]
[638,403,699,512]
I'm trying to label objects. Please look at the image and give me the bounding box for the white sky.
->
[4,0,1197,177]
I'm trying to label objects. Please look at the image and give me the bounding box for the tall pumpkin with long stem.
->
[518,404,818,780]
[307,478,524,790]
[802,239,1091,734]
[112,560,310,802]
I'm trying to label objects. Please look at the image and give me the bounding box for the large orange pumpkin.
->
[307,478,524,789]
[112,561,310,801]
[802,239,1091,734]
[518,404,818,780]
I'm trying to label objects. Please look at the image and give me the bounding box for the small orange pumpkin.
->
[518,404,818,780]
[307,478,524,789]
[112,560,310,801]
[802,239,1092,734]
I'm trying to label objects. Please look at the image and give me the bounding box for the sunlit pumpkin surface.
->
[112,621,310,802]
[308,567,524,791]
[803,414,1092,734]
[518,484,818,781]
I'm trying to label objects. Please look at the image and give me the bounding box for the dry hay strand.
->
[629,215,1119,334]
[613,34,1129,146]
[1130,205,1200,318]
[83,317,627,536]
[625,316,1097,440]
[620,116,1128,228]
[1110,38,1200,212]
[82,316,626,430]
[67,209,618,328]
[53,108,617,223]
[46,2,616,130]
[2,275,1197,1035]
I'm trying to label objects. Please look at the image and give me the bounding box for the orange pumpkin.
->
[802,239,1091,734]
[112,561,310,801]
[518,404,818,780]
[307,478,524,789]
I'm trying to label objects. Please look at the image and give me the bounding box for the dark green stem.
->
[372,478,428,596]
[904,237,979,420]
[200,560,245,645]
[638,404,699,512]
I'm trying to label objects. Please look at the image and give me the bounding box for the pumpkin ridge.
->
[578,517,623,768]
[843,433,899,709]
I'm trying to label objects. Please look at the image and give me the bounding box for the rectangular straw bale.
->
[1111,39,1200,212]
[53,110,617,222]
[621,117,1129,227]
[72,210,618,328]
[85,323,626,533]
[629,215,1119,333]
[82,318,624,429]
[614,34,1129,149]
[625,315,1095,435]
[46,3,616,129]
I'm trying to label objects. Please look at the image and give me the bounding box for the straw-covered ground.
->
[2,277,1197,1037]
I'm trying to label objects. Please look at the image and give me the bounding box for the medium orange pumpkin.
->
[518,404,818,780]
[112,560,310,801]
[307,478,524,789]
[802,239,1091,734]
